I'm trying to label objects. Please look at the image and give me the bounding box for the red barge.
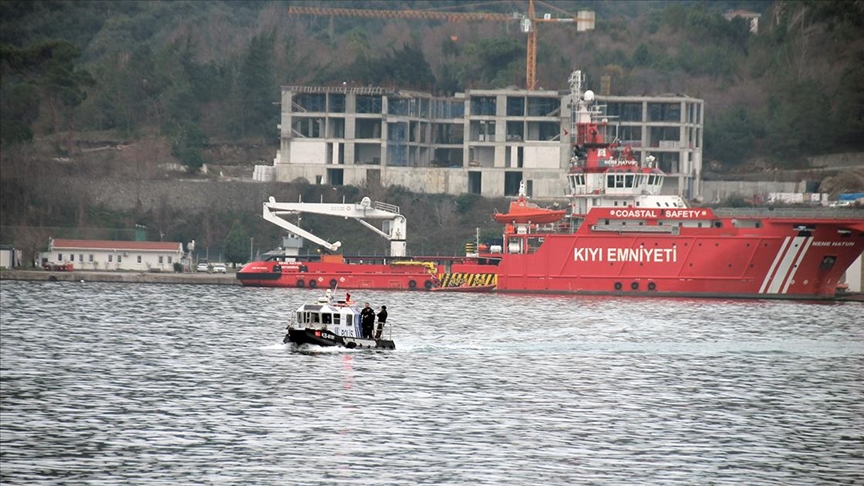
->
[236,196,441,291]
[239,71,863,299]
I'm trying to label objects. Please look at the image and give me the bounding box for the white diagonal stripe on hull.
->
[781,237,813,294]
[767,236,806,294]
[760,236,791,294]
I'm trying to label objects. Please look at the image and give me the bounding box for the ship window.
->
[714,221,722,228]
[636,202,640,206]
[334,314,341,325]
[311,313,320,324]
[607,175,614,188]
[297,312,302,323]
[323,313,332,325]
[58,253,63,261]
[108,255,113,262]
[625,175,634,187]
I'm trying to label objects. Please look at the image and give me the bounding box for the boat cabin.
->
[294,293,362,338]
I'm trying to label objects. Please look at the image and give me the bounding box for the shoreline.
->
[0,269,240,286]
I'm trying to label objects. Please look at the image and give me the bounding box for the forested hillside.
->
[2,0,862,166]
[1,0,863,261]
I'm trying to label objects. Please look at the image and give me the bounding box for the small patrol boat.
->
[283,289,395,350]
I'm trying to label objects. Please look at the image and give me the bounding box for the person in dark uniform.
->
[375,305,388,339]
[360,302,375,339]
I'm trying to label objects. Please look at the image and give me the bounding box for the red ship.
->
[239,71,863,299]
[236,197,441,291]
[451,70,864,299]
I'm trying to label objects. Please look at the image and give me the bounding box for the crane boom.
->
[288,6,515,22]
[262,197,408,257]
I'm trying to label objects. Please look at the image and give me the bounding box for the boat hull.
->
[238,261,437,291]
[493,211,566,224]
[285,328,395,349]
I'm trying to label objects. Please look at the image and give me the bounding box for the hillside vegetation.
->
[1,0,863,262]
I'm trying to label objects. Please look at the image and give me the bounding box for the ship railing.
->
[713,208,864,219]
[374,321,393,341]
[373,201,400,214]
[591,224,679,234]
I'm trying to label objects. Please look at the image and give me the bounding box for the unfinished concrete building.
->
[260,84,704,200]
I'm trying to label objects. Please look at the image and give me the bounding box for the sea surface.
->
[1,280,862,485]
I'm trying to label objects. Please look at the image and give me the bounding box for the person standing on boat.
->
[375,305,388,339]
[360,303,375,339]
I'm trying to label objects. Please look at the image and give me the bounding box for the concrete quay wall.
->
[0,269,240,286]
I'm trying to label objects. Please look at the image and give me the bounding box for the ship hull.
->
[237,261,437,291]
[488,215,864,300]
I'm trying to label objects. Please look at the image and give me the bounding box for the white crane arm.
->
[262,204,342,252]
[262,197,407,257]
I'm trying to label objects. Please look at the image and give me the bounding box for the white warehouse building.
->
[42,238,185,272]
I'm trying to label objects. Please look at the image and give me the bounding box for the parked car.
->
[211,263,227,274]
[196,262,210,272]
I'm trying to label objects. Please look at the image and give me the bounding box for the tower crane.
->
[287,0,594,91]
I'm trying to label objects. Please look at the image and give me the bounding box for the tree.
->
[461,37,523,87]
[0,40,94,153]
[224,220,250,265]
[236,31,276,138]
[704,106,763,166]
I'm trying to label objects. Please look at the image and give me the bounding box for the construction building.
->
[257,83,704,200]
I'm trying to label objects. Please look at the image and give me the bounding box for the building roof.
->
[50,239,183,252]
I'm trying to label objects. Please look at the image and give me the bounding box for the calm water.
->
[1,280,862,485]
